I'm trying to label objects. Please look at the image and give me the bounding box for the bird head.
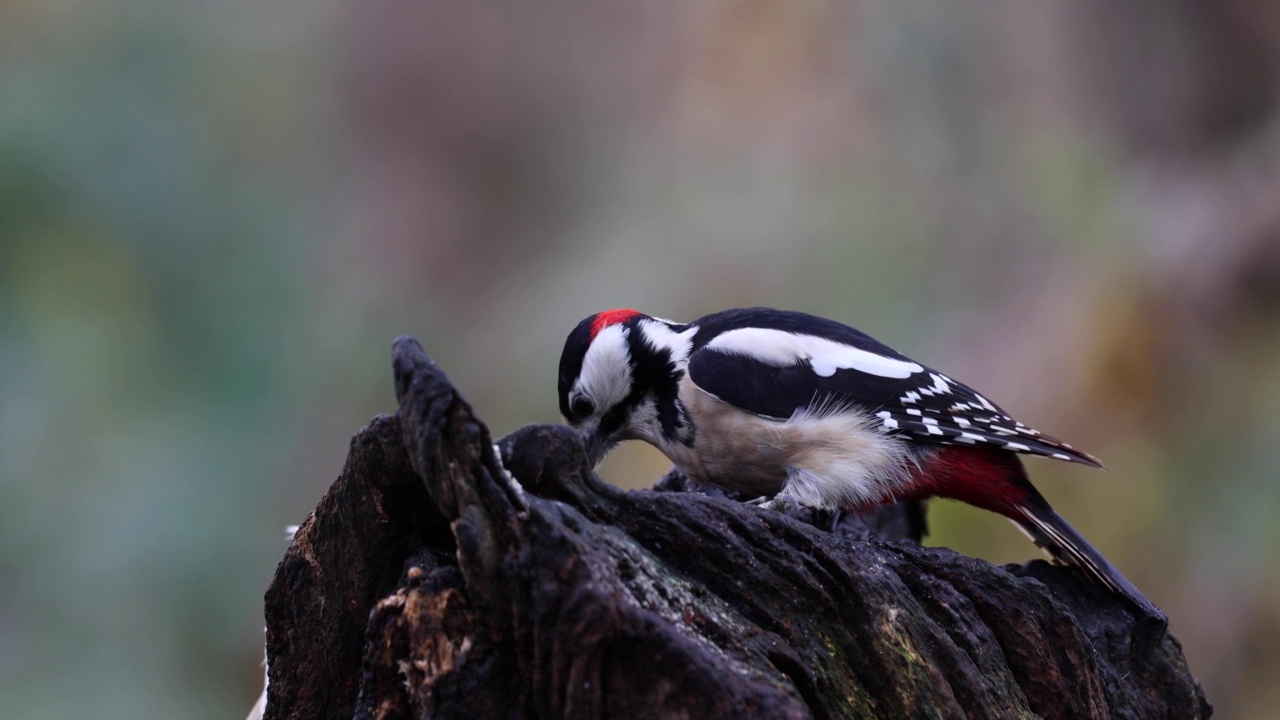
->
[557,309,694,466]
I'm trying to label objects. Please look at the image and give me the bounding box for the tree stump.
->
[262,337,1210,719]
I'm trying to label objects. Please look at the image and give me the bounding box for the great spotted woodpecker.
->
[558,307,1162,618]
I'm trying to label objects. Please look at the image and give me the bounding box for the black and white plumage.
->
[682,309,1100,466]
[558,307,1162,619]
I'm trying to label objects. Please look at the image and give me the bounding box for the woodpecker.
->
[557,307,1162,618]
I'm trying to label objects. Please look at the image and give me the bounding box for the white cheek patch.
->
[706,328,923,379]
[575,324,634,412]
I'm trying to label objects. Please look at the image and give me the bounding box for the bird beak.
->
[580,430,608,468]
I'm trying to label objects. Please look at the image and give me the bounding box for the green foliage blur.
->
[3,1,1279,718]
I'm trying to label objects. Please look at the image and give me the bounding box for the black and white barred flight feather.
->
[683,308,1102,468]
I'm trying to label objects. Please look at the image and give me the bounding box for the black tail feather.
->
[1012,497,1166,622]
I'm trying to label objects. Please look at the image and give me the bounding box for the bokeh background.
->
[3,1,1279,717]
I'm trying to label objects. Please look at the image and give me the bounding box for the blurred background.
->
[3,1,1279,717]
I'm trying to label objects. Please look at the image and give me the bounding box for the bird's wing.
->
[685,322,1101,468]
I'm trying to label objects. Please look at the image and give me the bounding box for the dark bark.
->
[264,337,1210,720]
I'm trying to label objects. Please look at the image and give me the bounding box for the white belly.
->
[654,379,918,510]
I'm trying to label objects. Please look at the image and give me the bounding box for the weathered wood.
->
[263,337,1210,720]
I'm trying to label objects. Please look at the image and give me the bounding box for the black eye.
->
[570,396,595,420]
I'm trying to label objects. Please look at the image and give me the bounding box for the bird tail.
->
[1011,490,1165,621]
[917,446,1164,620]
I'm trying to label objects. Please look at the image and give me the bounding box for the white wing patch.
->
[706,328,924,379]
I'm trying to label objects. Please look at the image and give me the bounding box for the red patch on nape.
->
[590,308,641,339]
